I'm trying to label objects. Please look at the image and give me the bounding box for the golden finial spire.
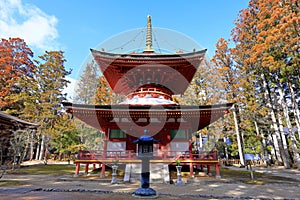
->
[144,15,154,53]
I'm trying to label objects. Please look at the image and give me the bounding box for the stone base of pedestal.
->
[111,177,117,184]
[175,181,185,186]
[133,187,158,198]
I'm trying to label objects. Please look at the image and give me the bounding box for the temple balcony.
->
[75,149,218,163]
[74,149,221,179]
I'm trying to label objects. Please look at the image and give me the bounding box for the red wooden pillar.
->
[166,131,171,157]
[207,164,210,175]
[160,130,166,159]
[101,128,109,178]
[200,164,204,172]
[85,163,89,174]
[189,162,194,178]
[189,139,193,158]
[215,163,221,179]
[75,162,80,175]
[101,166,106,177]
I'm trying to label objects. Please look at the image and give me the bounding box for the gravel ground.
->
[1,163,300,200]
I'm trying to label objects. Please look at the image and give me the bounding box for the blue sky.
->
[1,0,249,80]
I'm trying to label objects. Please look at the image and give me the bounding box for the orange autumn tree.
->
[0,38,35,112]
[211,38,246,166]
[253,0,300,169]
[95,75,112,105]
[229,0,299,168]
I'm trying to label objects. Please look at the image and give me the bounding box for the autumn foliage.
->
[212,0,300,168]
[0,0,299,168]
[0,38,35,108]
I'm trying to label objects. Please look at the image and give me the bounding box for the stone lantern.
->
[132,129,160,198]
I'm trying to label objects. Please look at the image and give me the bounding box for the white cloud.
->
[0,0,59,50]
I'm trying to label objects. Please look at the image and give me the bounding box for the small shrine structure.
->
[63,16,233,180]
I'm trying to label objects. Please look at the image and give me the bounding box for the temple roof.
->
[63,102,233,132]
[0,111,39,129]
[64,102,232,110]
[91,49,207,95]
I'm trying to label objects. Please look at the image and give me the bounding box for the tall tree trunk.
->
[271,132,283,163]
[288,81,300,140]
[29,130,35,161]
[277,111,292,166]
[38,134,45,161]
[233,104,245,166]
[35,134,41,160]
[278,79,300,169]
[269,134,279,163]
[254,121,267,166]
[223,137,229,166]
[261,73,290,168]
[22,136,29,162]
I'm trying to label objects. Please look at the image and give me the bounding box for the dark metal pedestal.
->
[133,158,158,198]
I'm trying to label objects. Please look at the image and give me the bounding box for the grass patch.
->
[220,167,262,179]
[7,164,75,176]
[0,180,23,187]
[220,166,299,184]
[241,179,265,185]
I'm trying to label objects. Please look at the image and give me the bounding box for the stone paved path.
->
[1,164,300,200]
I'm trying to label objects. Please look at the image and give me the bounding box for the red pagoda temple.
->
[63,16,233,181]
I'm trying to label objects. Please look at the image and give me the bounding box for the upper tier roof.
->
[91,49,207,95]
